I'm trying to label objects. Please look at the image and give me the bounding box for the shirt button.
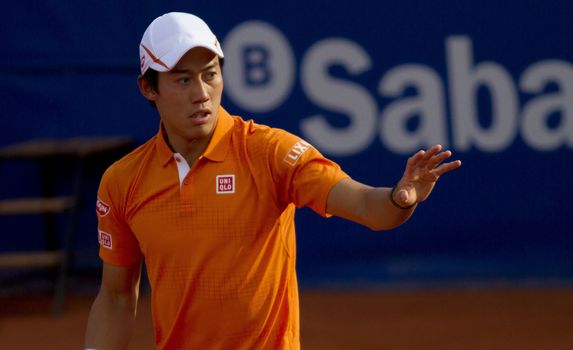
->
[183,180,189,185]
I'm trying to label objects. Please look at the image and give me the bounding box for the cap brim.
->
[149,39,224,72]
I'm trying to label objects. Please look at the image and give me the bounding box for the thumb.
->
[396,188,409,203]
[393,186,417,208]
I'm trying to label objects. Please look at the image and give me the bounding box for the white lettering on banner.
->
[300,39,377,155]
[519,60,573,150]
[222,22,573,155]
[379,64,448,153]
[223,21,295,112]
[447,36,518,152]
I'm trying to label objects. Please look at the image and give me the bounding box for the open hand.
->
[393,145,461,208]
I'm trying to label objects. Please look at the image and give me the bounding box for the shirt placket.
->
[175,153,204,213]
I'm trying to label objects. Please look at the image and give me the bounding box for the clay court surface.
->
[1,285,572,349]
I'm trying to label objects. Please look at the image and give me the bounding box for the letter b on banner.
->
[243,46,271,86]
[223,21,295,112]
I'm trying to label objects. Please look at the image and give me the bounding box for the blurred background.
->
[1,0,572,349]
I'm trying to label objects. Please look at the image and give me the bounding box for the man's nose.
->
[191,80,209,104]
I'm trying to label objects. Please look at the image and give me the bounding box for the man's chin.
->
[187,121,216,141]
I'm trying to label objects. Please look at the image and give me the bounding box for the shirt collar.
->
[155,106,234,167]
[202,106,234,162]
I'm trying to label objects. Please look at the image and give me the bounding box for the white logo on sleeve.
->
[284,140,311,166]
[98,230,113,249]
[96,198,110,217]
[216,175,235,194]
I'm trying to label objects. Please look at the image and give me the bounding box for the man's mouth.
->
[190,110,211,125]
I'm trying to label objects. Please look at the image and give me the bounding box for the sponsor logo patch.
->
[96,198,110,217]
[216,175,235,194]
[284,140,312,166]
[98,230,112,249]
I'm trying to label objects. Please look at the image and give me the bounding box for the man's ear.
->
[137,75,157,101]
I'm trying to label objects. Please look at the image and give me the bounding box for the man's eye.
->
[205,72,217,80]
[178,77,190,84]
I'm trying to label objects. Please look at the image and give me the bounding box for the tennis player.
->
[85,12,461,350]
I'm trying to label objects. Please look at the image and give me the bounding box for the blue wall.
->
[2,0,572,286]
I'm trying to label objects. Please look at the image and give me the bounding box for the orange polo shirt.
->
[96,107,349,349]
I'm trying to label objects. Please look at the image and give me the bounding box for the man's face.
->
[147,47,223,144]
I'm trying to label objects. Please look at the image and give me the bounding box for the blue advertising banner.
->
[2,0,572,285]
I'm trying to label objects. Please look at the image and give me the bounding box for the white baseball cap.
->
[139,12,224,74]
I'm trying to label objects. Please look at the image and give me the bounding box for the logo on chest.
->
[216,174,235,194]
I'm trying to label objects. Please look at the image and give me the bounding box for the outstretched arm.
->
[326,144,461,231]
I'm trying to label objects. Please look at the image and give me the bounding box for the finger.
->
[425,144,443,158]
[418,144,442,168]
[432,160,462,177]
[427,150,452,170]
[406,149,426,169]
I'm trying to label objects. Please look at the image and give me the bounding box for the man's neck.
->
[162,129,212,167]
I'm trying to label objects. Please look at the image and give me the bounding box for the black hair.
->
[141,57,225,109]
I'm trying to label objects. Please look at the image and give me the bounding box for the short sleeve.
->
[96,164,143,266]
[265,129,350,217]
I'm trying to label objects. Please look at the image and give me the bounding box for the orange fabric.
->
[97,107,349,349]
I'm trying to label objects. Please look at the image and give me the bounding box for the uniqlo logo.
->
[284,140,311,166]
[216,175,235,194]
[96,198,110,217]
[98,230,112,249]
